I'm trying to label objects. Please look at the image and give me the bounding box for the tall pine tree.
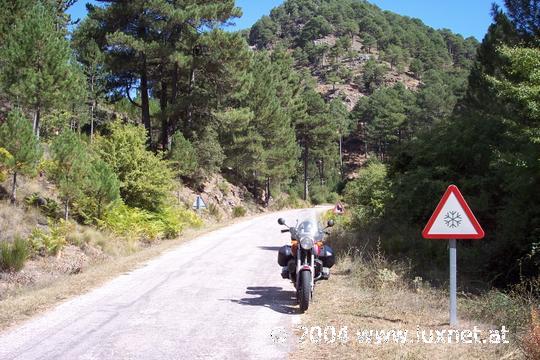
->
[0,2,77,139]
[0,109,42,203]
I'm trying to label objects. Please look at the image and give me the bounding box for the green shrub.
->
[344,160,391,227]
[208,203,221,220]
[101,202,202,242]
[0,237,29,272]
[233,206,247,218]
[0,147,12,182]
[462,290,530,333]
[94,122,174,212]
[309,185,339,205]
[29,220,71,256]
[24,193,61,218]
[169,132,198,177]
[309,185,328,205]
[218,181,230,196]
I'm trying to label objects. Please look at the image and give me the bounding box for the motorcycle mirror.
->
[327,219,335,228]
[278,218,286,226]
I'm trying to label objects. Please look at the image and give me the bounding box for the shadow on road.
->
[227,286,298,314]
[257,246,282,251]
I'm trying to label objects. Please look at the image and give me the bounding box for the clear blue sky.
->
[68,0,504,41]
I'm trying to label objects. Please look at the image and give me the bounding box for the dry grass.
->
[520,307,540,360]
[291,257,522,360]
[0,202,43,243]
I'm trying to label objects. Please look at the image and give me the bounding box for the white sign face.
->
[422,185,484,239]
[426,193,476,235]
[192,195,207,210]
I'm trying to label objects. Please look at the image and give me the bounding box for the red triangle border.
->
[422,185,485,240]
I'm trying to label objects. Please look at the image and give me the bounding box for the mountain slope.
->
[248,0,479,175]
[249,0,477,107]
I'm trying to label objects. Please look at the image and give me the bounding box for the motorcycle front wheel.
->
[298,271,311,313]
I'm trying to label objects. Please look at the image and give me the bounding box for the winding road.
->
[0,208,325,360]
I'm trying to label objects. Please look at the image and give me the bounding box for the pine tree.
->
[83,157,120,221]
[218,107,263,184]
[76,0,242,147]
[0,3,77,139]
[295,88,339,200]
[329,99,351,174]
[0,109,42,203]
[51,130,89,220]
[169,132,198,177]
[73,38,107,141]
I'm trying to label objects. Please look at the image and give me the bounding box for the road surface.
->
[0,208,325,360]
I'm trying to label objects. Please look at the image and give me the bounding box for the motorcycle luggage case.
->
[278,245,293,266]
[319,245,335,268]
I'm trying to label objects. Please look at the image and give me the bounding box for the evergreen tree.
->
[76,0,242,147]
[73,38,107,141]
[193,127,225,176]
[81,157,120,222]
[51,130,89,220]
[169,131,199,177]
[0,3,77,139]
[295,88,339,200]
[250,53,299,204]
[360,59,387,94]
[0,109,42,203]
[218,107,263,184]
[329,99,351,174]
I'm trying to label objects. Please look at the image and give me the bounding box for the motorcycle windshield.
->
[296,219,324,241]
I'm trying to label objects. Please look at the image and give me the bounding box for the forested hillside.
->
[328,0,540,292]
[249,0,479,175]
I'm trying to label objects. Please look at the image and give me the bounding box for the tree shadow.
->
[226,286,298,314]
[353,313,409,324]
[258,246,282,251]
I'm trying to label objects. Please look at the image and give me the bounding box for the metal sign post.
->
[422,185,485,327]
[449,239,457,326]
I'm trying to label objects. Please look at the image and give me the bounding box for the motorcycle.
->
[277,217,335,312]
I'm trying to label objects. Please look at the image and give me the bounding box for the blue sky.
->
[68,0,504,41]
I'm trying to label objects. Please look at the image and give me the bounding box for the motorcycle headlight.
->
[300,236,314,250]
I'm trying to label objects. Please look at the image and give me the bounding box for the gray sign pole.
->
[449,239,457,326]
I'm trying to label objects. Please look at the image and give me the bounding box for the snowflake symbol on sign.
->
[444,211,462,228]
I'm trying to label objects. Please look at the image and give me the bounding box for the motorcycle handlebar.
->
[281,229,290,233]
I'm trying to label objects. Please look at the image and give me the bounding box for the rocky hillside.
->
[248,0,477,101]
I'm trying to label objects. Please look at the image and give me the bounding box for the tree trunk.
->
[339,134,343,177]
[64,201,69,221]
[10,172,17,204]
[140,55,152,144]
[90,75,95,143]
[34,107,41,140]
[303,145,309,201]
[160,76,169,150]
[169,63,179,138]
[265,177,271,207]
[186,62,196,134]
[90,102,95,143]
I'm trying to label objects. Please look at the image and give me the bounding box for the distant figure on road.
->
[333,202,344,215]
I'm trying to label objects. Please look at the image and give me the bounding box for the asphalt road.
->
[0,208,325,360]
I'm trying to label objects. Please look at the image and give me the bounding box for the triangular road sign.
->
[422,185,485,239]
[192,195,207,210]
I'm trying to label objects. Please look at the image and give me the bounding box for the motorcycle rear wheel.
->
[299,271,311,313]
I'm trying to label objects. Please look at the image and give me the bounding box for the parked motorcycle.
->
[277,217,335,312]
